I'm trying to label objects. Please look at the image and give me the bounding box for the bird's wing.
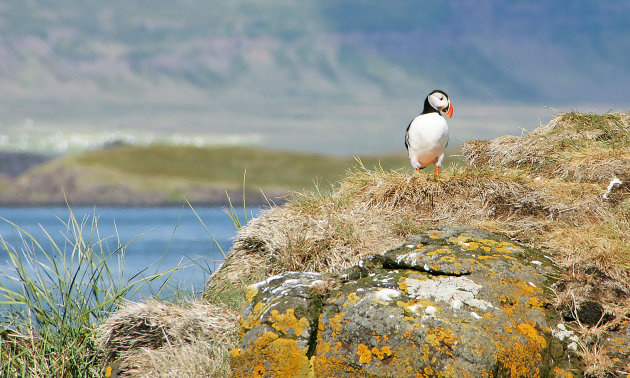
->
[404,119,413,150]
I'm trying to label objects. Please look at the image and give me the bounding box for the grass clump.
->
[462,111,630,184]
[92,199,255,376]
[96,299,239,377]
[0,208,177,377]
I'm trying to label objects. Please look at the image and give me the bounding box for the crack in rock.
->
[372,254,471,276]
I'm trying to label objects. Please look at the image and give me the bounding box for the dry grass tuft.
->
[97,299,238,377]
[577,341,615,378]
[210,166,625,289]
[462,112,630,184]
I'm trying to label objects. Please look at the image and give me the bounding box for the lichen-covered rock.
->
[230,272,326,377]
[602,320,630,373]
[231,226,583,377]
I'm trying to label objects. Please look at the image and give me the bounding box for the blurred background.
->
[1,0,628,156]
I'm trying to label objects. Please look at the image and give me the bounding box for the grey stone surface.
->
[231,226,583,377]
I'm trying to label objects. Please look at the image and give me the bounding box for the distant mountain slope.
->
[1,1,628,104]
[1,145,414,206]
[0,152,52,177]
[0,1,627,155]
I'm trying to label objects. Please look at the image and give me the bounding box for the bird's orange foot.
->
[433,166,441,181]
[416,167,422,175]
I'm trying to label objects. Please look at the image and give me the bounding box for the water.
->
[0,206,257,298]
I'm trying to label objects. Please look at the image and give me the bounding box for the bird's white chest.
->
[406,113,449,167]
[407,113,449,151]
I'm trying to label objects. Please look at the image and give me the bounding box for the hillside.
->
[1,145,445,206]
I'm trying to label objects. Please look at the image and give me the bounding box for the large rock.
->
[230,226,582,376]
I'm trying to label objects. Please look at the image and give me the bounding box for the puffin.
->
[405,89,453,175]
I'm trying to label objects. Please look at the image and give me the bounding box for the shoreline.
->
[0,193,289,209]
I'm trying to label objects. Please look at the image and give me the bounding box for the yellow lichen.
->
[498,294,520,315]
[448,235,469,244]
[347,292,360,303]
[253,301,265,315]
[246,285,259,302]
[357,343,372,364]
[259,331,280,344]
[311,344,363,377]
[451,237,523,256]
[477,238,497,246]
[425,231,445,241]
[317,341,331,354]
[516,322,547,349]
[329,312,345,336]
[253,363,266,377]
[421,343,431,363]
[230,331,312,378]
[462,241,480,251]
[270,308,310,336]
[398,278,409,292]
[418,327,459,370]
[371,345,392,360]
[477,255,499,260]
[229,348,241,359]
[510,279,541,296]
[241,312,263,332]
[425,334,440,348]
[424,327,457,350]
[317,314,325,333]
[527,296,544,309]
[553,366,574,378]
[495,321,547,377]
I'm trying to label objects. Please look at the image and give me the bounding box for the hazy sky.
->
[0,1,628,154]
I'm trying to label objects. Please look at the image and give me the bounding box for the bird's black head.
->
[423,89,452,117]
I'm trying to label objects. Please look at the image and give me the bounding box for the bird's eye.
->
[439,97,444,101]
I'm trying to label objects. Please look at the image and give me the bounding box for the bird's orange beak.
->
[443,101,453,118]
